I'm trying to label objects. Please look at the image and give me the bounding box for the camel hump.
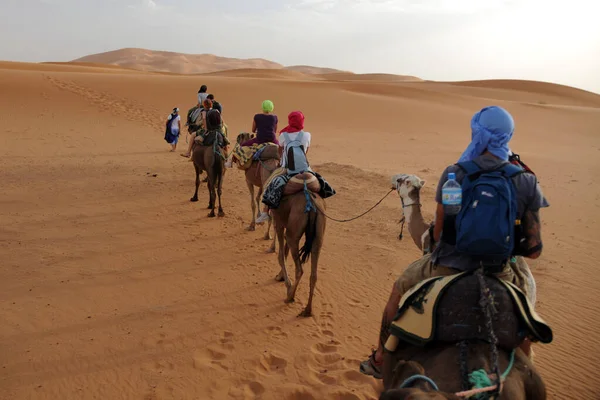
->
[435,274,524,350]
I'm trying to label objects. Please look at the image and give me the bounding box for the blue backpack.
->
[454,161,524,265]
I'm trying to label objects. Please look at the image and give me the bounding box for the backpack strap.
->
[499,163,525,178]
[456,160,482,179]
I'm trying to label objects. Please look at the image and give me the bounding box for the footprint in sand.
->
[345,335,363,344]
[242,381,266,399]
[219,330,235,350]
[347,297,365,308]
[284,386,317,400]
[258,352,288,375]
[327,391,362,400]
[312,341,341,354]
[341,369,374,385]
[321,329,335,337]
[309,339,345,371]
[192,347,229,371]
[312,370,338,385]
[318,311,335,329]
[265,326,288,340]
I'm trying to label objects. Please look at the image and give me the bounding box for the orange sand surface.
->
[1,62,599,399]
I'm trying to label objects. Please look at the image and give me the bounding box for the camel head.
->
[391,174,426,201]
[236,132,255,144]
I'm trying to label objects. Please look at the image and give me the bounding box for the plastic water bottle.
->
[442,172,462,215]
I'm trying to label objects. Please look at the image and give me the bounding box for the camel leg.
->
[299,250,319,318]
[246,181,256,231]
[256,186,263,219]
[285,238,303,304]
[300,212,325,317]
[207,178,216,218]
[275,224,291,288]
[217,170,225,218]
[265,218,276,254]
[190,164,200,202]
[263,211,273,241]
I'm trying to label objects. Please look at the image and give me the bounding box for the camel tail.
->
[298,209,318,264]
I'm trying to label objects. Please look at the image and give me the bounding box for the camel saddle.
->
[255,144,280,161]
[384,271,553,352]
[195,130,228,148]
[283,172,321,196]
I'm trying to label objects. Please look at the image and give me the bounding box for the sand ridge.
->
[1,61,600,399]
[72,48,350,76]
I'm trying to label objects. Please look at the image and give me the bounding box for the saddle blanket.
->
[384,271,553,352]
[232,142,278,169]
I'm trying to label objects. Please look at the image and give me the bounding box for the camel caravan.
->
[173,91,553,398]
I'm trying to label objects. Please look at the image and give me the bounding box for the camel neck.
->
[401,191,430,251]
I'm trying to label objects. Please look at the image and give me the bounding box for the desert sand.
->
[1,59,599,400]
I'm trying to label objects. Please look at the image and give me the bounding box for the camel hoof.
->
[208,211,216,218]
[274,273,284,282]
[190,197,198,202]
[298,309,312,318]
[246,225,256,232]
[284,298,295,304]
[218,210,225,218]
[265,247,275,254]
[263,234,272,241]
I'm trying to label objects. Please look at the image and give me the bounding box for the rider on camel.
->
[359,106,549,379]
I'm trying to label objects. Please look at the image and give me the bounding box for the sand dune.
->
[72,48,351,76]
[1,61,600,400]
[317,72,423,82]
[204,68,320,80]
[73,48,284,75]
[286,65,352,75]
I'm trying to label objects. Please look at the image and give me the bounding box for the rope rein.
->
[399,374,440,391]
[312,188,395,223]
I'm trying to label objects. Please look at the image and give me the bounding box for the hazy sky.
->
[1,0,599,93]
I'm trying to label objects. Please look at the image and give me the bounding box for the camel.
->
[380,345,545,399]
[391,174,537,306]
[190,134,226,218]
[380,272,547,399]
[234,133,278,253]
[271,190,326,317]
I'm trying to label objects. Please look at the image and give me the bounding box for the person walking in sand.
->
[164,107,181,152]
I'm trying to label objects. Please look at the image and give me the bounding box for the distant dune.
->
[71,48,370,77]
[204,68,320,80]
[73,48,284,75]
[317,72,423,82]
[285,65,352,75]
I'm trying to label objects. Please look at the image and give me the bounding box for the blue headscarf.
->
[458,106,514,162]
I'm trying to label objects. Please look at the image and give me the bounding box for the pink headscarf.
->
[280,111,305,133]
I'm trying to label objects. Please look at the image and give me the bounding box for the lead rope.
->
[312,188,395,223]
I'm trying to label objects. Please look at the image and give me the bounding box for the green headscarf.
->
[262,100,274,113]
